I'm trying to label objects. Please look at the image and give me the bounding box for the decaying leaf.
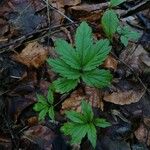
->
[104,89,145,105]
[23,125,56,149]
[134,123,150,146]
[69,3,108,21]
[61,86,104,114]
[64,0,81,6]
[12,42,48,68]
[103,80,145,105]
[103,55,118,70]
[119,44,148,74]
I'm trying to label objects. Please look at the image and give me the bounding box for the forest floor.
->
[0,0,150,149]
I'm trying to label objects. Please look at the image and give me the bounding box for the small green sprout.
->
[61,100,111,148]
[33,87,55,121]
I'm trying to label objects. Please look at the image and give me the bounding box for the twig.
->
[42,0,75,24]
[111,52,150,93]
[121,0,150,18]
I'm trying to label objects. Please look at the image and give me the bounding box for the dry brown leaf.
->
[103,55,118,70]
[23,125,56,149]
[61,87,104,114]
[134,123,150,146]
[119,44,148,74]
[69,3,108,22]
[12,42,48,68]
[104,88,145,105]
[64,0,81,6]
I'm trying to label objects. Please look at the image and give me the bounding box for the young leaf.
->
[110,0,126,7]
[38,107,48,121]
[94,118,111,128]
[101,10,119,39]
[87,123,97,148]
[81,100,94,121]
[48,106,55,121]
[36,94,47,104]
[82,69,112,88]
[75,21,93,66]
[53,78,78,94]
[117,26,140,46]
[33,103,46,112]
[47,58,80,79]
[65,110,85,123]
[71,125,88,145]
[83,39,111,71]
[120,36,128,47]
[47,88,54,104]
[55,39,80,69]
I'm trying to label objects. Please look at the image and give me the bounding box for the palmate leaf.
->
[75,21,93,66]
[82,69,112,88]
[53,78,78,94]
[83,39,111,71]
[55,39,80,69]
[47,58,80,79]
[101,9,119,39]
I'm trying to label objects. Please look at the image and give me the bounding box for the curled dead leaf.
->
[103,55,118,71]
[12,42,48,68]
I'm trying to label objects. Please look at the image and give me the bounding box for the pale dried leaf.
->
[104,89,145,105]
[12,42,48,68]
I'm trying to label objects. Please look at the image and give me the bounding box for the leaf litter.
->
[0,0,150,149]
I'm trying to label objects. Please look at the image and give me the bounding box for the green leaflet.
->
[87,123,97,148]
[55,39,80,69]
[110,0,126,7]
[48,106,55,121]
[82,69,113,88]
[53,78,78,94]
[65,111,85,123]
[83,39,111,71]
[47,87,54,104]
[47,58,80,79]
[75,21,93,66]
[81,100,94,122]
[94,118,111,128]
[101,9,119,40]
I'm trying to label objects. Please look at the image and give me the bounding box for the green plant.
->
[47,21,112,94]
[101,0,140,44]
[61,100,111,148]
[33,87,55,121]
[117,25,140,46]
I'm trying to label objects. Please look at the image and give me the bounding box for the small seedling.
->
[101,0,140,45]
[47,21,112,94]
[117,25,140,46]
[61,100,111,148]
[33,87,55,121]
